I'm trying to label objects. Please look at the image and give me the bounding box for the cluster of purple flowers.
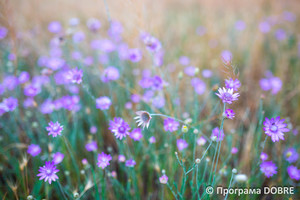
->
[40,95,81,114]
[259,71,282,95]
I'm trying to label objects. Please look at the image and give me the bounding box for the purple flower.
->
[108,21,123,41]
[85,141,98,152]
[221,50,232,63]
[152,96,165,109]
[259,21,271,33]
[90,126,97,134]
[191,78,206,95]
[109,117,131,140]
[46,121,63,137]
[143,35,162,52]
[287,165,300,181]
[197,136,207,146]
[131,94,140,103]
[177,139,188,151]
[24,84,40,97]
[37,161,59,184]
[52,152,64,164]
[202,69,212,78]
[151,76,164,90]
[260,152,268,161]
[101,67,120,83]
[269,77,282,94]
[196,26,206,36]
[118,155,126,162]
[149,136,156,143]
[224,109,235,119]
[125,159,136,167]
[87,18,101,32]
[263,116,289,142]
[18,71,30,84]
[40,100,54,114]
[27,144,41,157]
[0,26,8,39]
[3,97,18,111]
[184,66,197,76]
[260,161,277,178]
[153,50,164,67]
[46,57,65,70]
[216,87,239,104]
[275,29,286,41]
[283,11,296,22]
[235,20,246,31]
[284,148,299,163]
[0,103,9,116]
[66,68,83,84]
[97,152,112,169]
[128,48,142,63]
[159,174,168,184]
[225,78,241,91]
[211,127,225,141]
[72,31,85,43]
[3,75,19,91]
[130,128,143,141]
[48,21,62,33]
[164,118,180,132]
[231,147,238,154]
[96,96,111,110]
[179,56,190,66]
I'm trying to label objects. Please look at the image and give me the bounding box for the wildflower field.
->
[1,0,300,199]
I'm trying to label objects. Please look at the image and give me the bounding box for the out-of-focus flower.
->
[284,148,299,163]
[66,67,83,84]
[125,159,136,167]
[3,75,19,91]
[184,66,197,76]
[82,158,88,165]
[48,21,62,33]
[97,152,112,169]
[259,21,271,33]
[235,20,246,31]
[118,155,126,162]
[90,126,97,134]
[231,147,238,154]
[164,118,180,132]
[143,34,162,52]
[109,117,130,140]
[260,152,268,161]
[130,128,143,141]
[46,121,63,137]
[131,94,140,103]
[159,174,168,184]
[263,116,289,142]
[225,78,241,91]
[37,161,59,184]
[134,111,152,129]
[85,141,98,152]
[3,97,18,111]
[197,136,207,146]
[0,26,8,39]
[202,69,213,78]
[224,109,235,119]
[260,161,277,178]
[234,174,248,182]
[287,165,300,180]
[27,144,41,157]
[101,66,120,83]
[152,96,165,109]
[216,87,239,104]
[221,50,232,63]
[96,96,111,110]
[52,152,64,164]
[196,26,206,36]
[179,56,190,66]
[149,136,156,143]
[18,71,30,84]
[191,78,206,95]
[72,31,85,43]
[24,84,40,97]
[177,139,188,151]
[87,18,101,32]
[128,48,142,63]
[275,29,286,41]
[210,127,224,141]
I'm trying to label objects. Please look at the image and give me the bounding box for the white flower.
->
[134,111,152,129]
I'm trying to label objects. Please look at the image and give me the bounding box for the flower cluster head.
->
[177,139,188,151]
[2,97,18,112]
[85,141,98,152]
[159,174,168,184]
[27,144,41,157]
[225,78,241,91]
[52,152,64,164]
[96,96,111,110]
[101,66,120,83]
[287,165,300,181]
[66,67,83,84]
[260,161,277,178]
[125,159,136,167]
[37,161,59,184]
[134,111,152,129]
[210,127,225,141]
[46,121,63,137]
[216,87,239,104]
[164,118,180,132]
[259,71,282,95]
[109,117,130,140]
[263,116,289,142]
[224,109,235,119]
[284,148,299,163]
[97,152,112,169]
[130,128,143,141]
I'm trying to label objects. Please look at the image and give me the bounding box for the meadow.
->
[0,0,300,199]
